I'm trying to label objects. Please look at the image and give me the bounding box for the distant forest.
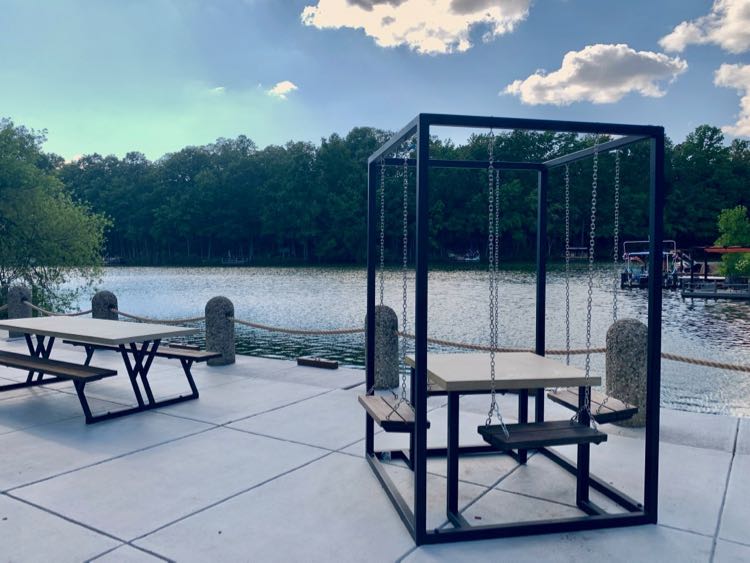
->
[56,124,749,265]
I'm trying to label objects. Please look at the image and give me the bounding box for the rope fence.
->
[111,309,206,325]
[22,300,92,317]
[231,317,364,336]
[4,300,749,374]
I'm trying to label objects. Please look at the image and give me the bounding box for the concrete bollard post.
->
[92,290,118,320]
[205,296,235,366]
[365,305,399,390]
[606,318,648,427]
[7,285,31,338]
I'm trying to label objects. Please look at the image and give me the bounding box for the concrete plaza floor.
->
[0,337,748,562]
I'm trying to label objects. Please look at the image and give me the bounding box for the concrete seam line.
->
[2,425,216,494]
[709,418,741,563]
[216,387,335,426]
[221,425,335,453]
[130,451,335,543]
[2,491,128,544]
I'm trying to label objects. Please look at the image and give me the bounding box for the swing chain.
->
[485,132,508,438]
[612,150,620,321]
[564,164,571,366]
[400,152,410,405]
[379,158,386,307]
[575,146,598,427]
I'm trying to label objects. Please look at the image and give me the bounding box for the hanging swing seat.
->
[358,394,430,433]
[478,420,607,451]
[547,388,638,424]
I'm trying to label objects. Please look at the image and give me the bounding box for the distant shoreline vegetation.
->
[5,119,750,271]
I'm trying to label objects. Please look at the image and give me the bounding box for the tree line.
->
[58,124,748,265]
[4,118,750,270]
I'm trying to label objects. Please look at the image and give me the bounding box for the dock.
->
[682,282,750,301]
[0,337,748,562]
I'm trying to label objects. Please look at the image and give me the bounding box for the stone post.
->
[7,285,31,338]
[606,318,648,427]
[205,296,235,366]
[92,290,118,320]
[365,305,399,390]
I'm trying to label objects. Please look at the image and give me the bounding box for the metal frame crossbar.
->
[364,113,665,545]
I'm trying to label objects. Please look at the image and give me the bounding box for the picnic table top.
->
[0,316,197,346]
[405,351,600,392]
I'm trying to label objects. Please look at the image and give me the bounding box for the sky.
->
[1,0,749,160]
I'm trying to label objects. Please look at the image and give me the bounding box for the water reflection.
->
[71,266,750,416]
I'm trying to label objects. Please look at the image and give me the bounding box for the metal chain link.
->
[575,146,599,427]
[485,132,508,438]
[612,150,620,322]
[399,151,410,406]
[565,164,571,367]
[379,158,386,307]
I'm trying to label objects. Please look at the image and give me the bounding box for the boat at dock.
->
[620,240,680,289]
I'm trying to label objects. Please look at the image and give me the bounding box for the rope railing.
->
[397,331,606,355]
[63,305,750,374]
[22,300,92,317]
[111,309,206,325]
[231,317,364,336]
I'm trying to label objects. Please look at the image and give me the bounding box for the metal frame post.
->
[644,132,665,521]
[413,115,430,544]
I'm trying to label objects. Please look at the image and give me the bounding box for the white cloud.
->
[659,0,750,54]
[300,0,530,55]
[504,44,687,106]
[267,81,299,100]
[714,63,750,137]
[209,86,226,95]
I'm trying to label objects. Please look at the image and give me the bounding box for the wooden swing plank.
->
[478,420,607,451]
[547,388,638,424]
[358,395,430,433]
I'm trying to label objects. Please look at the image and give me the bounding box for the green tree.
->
[714,205,750,277]
[0,119,109,310]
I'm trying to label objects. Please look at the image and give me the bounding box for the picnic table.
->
[0,316,217,423]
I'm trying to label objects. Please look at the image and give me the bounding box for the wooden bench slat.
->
[358,394,432,433]
[547,388,638,424]
[0,351,116,382]
[478,420,607,451]
[63,340,220,362]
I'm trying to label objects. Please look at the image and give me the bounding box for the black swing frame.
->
[364,113,664,545]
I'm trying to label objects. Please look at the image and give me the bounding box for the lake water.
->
[71,266,750,417]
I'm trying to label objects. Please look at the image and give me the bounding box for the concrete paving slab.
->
[426,451,519,488]
[460,486,586,526]
[13,427,326,540]
[497,452,625,514]
[253,362,364,390]
[0,411,210,491]
[0,383,55,402]
[229,389,364,450]
[381,460,490,530]
[153,377,327,425]
[90,544,169,562]
[719,454,750,545]
[136,453,416,562]
[554,435,731,536]
[714,540,750,562]
[403,522,712,562]
[737,418,750,455]
[660,410,738,452]
[0,391,128,436]
[0,494,119,563]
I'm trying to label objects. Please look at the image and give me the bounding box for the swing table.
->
[407,351,602,524]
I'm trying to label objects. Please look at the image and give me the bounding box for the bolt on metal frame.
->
[364,113,664,545]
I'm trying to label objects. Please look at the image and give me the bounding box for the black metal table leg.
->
[447,392,460,518]
[517,389,529,464]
